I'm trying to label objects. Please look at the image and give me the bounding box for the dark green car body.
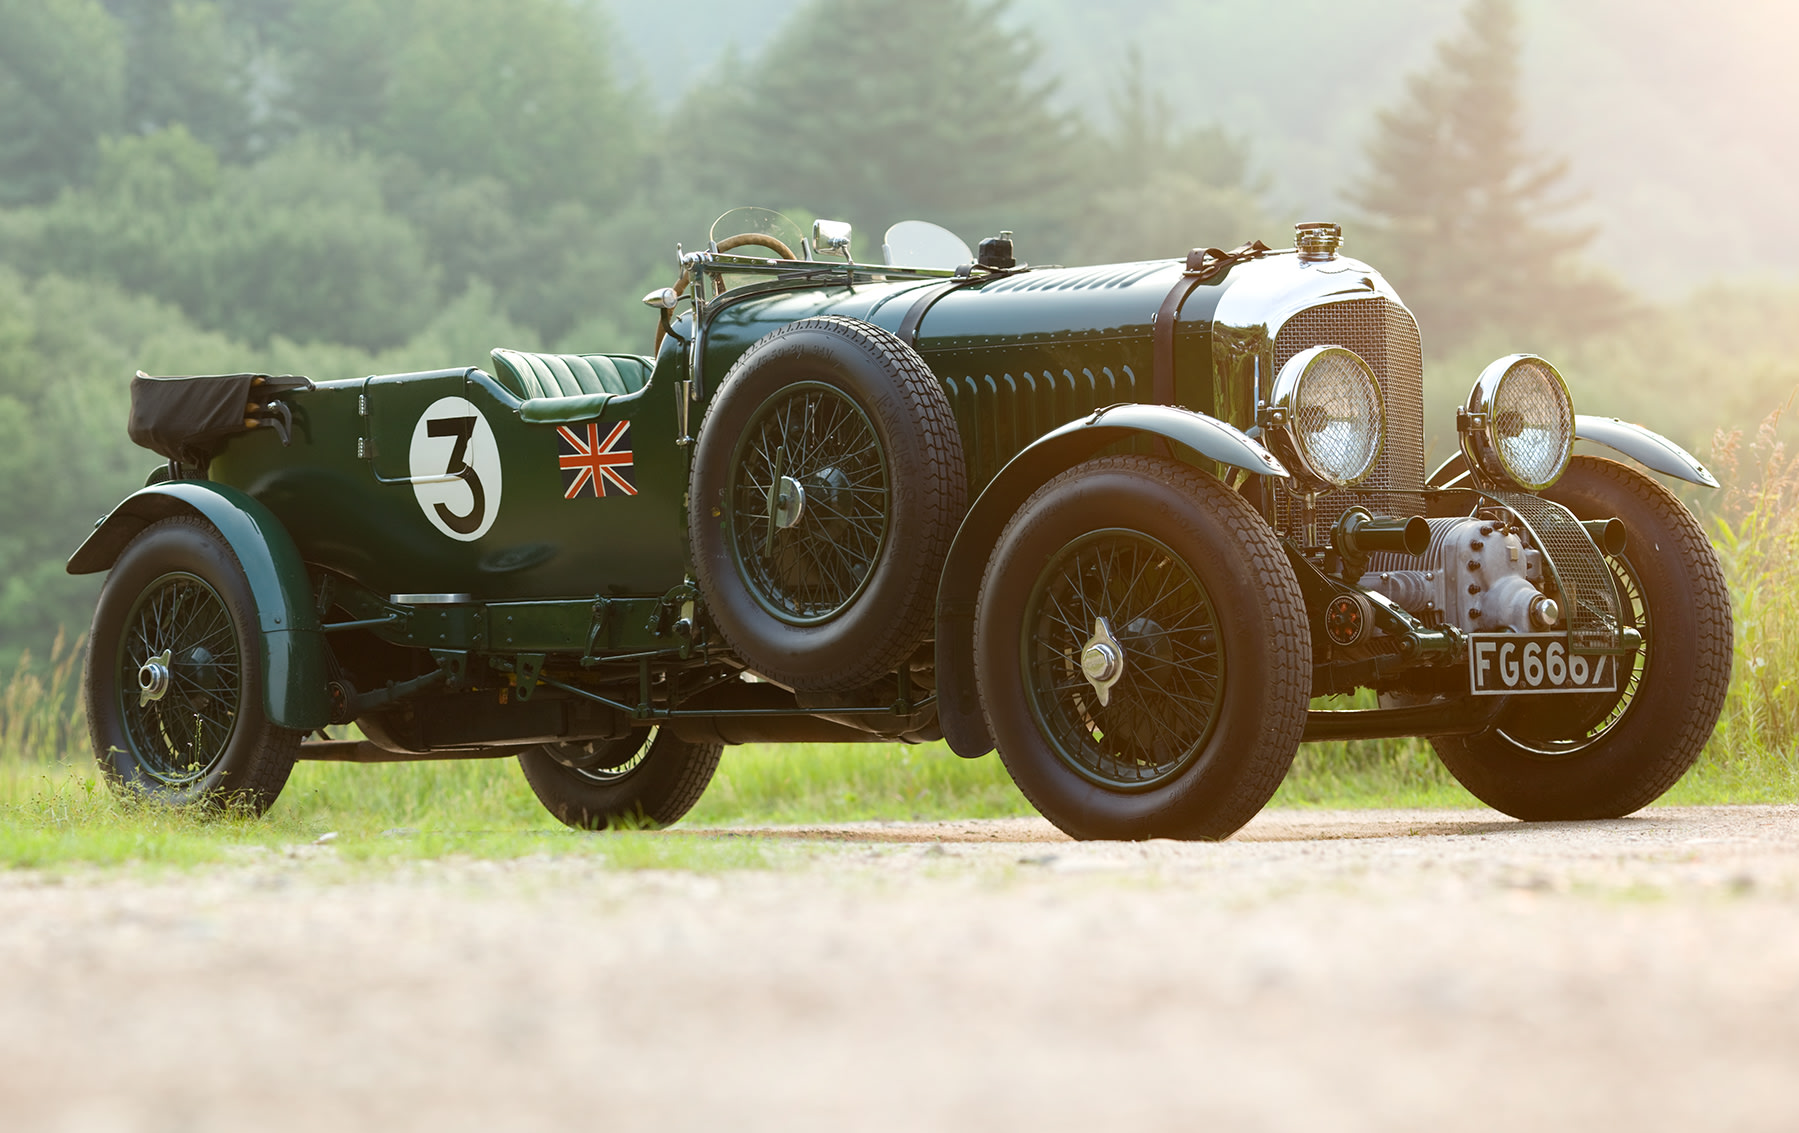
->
[71,215,1730,836]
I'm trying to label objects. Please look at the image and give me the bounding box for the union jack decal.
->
[557,421,636,498]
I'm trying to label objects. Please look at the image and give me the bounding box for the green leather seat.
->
[489,349,654,424]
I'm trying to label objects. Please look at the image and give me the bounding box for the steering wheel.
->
[655,232,799,352]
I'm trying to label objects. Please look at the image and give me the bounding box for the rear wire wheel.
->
[975,456,1310,840]
[85,516,299,813]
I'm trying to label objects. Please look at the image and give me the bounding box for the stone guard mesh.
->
[1485,489,1624,653]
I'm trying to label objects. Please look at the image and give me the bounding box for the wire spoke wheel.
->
[690,317,964,691]
[1023,529,1226,790]
[728,382,890,624]
[518,729,722,830]
[974,457,1309,840]
[1428,456,1732,821]
[87,516,299,814]
[542,734,653,784]
[117,571,243,788]
[1498,549,1650,757]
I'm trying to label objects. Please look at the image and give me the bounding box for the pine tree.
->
[1351,0,1626,349]
[1065,47,1267,264]
[681,0,1076,253]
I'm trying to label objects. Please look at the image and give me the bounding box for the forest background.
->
[2,0,1797,666]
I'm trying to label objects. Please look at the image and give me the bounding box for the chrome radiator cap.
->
[1295,221,1343,262]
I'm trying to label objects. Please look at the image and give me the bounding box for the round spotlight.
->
[1267,345,1385,488]
[1461,355,1574,491]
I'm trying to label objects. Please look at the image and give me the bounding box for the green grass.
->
[0,757,797,872]
[0,714,1790,873]
[688,740,1033,824]
[0,732,1488,873]
[0,741,1037,872]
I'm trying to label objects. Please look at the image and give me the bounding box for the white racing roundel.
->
[409,396,502,541]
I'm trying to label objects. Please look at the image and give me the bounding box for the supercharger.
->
[1359,515,1562,636]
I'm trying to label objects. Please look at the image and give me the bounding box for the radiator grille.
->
[1273,299,1426,534]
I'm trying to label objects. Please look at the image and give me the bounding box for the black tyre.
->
[689,316,965,690]
[1431,456,1733,819]
[974,456,1311,840]
[85,515,300,813]
[517,728,722,830]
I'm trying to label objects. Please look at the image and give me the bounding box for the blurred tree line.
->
[0,0,1791,659]
[0,0,1274,656]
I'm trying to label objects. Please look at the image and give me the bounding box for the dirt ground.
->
[4,806,1799,1132]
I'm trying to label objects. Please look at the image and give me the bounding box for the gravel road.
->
[4,805,1799,1132]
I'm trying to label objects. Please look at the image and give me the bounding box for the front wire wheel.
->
[1430,456,1732,819]
[976,456,1311,840]
[1494,546,1649,756]
[85,516,299,813]
[1024,530,1226,790]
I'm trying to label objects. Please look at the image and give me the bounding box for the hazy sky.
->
[615,0,1799,294]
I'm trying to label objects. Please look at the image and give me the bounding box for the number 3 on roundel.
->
[409,396,503,541]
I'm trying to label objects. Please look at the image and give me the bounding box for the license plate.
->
[1468,633,1619,696]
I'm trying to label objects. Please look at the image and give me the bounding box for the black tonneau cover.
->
[127,371,312,466]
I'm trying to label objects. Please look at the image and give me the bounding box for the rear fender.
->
[1429,416,1718,489]
[933,403,1288,758]
[67,481,330,730]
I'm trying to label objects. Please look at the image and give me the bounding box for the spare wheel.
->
[689,316,965,691]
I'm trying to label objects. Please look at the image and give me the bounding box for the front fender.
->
[1573,416,1718,488]
[68,481,329,731]
[933,404,1287,758]
[1429,416,1719,489]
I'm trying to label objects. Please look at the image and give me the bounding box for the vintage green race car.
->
[70,208,1731,839]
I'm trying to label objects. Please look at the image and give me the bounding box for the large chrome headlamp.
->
[1264,345,1384,487]
[1459,355,1574,491]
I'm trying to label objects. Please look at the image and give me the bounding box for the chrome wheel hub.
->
[773,474,805,529]
[1080,617,1125,706]
[138,649,173,708]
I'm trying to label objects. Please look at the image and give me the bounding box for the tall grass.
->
[0,629,84,764]
[1677,406,1799,798]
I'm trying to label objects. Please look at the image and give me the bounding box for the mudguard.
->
[1430,416,1719,489]
[933,403,1288,758]
[1572,415,1719,487]
[67,481,330,730]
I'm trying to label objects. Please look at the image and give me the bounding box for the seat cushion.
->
[490,349,653,401]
